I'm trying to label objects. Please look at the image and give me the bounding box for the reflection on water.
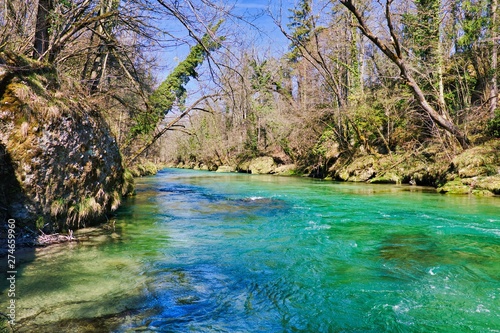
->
[1,168,499,332]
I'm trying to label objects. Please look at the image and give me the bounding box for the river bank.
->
[166,139,500,197]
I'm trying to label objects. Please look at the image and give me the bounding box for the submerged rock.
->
[0,53,125,232]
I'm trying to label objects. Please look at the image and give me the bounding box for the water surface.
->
[2,169,499,332]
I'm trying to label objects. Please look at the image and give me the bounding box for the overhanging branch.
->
[126,93,218,165]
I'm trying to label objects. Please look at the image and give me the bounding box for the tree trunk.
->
[88,0,116,93]
[490,0,498,117]
[33,0,52,60]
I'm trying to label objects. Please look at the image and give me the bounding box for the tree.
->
[129,21,224,138]
[340,0,470,148]
[33,0,53,59]
[489,0,498,116]
[125,21,224,163]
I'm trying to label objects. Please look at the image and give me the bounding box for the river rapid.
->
[1,168,499,332]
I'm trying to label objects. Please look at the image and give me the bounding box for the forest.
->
[3,0,500,168]
[1,0,500,232]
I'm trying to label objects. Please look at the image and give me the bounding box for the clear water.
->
[1,168,499,332]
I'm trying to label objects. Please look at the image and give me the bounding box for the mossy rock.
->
[0,59,125,232]
[369,172,402,184]
[437,179,471,194]
[473,175,500,195]
[471,189,495,197]
[452,140,500,178]
[457,165,497,178]
[348,168,376,182]
[248,156,276,174]
[216,165,236,173]
[237,160,251,173]
[274,164,297,176]
[336,155,376,182]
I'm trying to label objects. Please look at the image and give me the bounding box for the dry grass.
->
[50,199,67,217]
[110,191,121,211]
[96,188,106,202]
[67,197,103,227]
[45,105,61,120]
[20,121,29,138]
[14,84,30,101]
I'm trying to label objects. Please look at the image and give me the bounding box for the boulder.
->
[335,155,376,182]
[248,157,276,174]
[275,164,297,176]
[216,165,236,173]
[0,57,124,232]
[437,179,471,194]
[452,140,500,178]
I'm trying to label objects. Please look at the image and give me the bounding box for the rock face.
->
[335,155,376,182]
[0,55,125,232]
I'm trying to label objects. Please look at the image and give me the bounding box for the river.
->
[1,168,499,332]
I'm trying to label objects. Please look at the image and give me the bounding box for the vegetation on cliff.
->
[0,52,126,234]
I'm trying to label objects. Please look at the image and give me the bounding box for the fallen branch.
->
[37,229,76,246]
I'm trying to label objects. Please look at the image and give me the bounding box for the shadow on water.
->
[0,156,158,333]
[0,219,158,332]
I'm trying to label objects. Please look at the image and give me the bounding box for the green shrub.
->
[487,111,500,138]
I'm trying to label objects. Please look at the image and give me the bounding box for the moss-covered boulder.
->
[274,164,297,176]
[451,140,500,178]
[248,157,276,174]
[216,165,236,173]
[437,179,471,194]
[369,171,402,184]
[437,176,500,196]
[437,140,500,196]
[472,175,500,195]
[0,53,125,232]
[335,155,376,182]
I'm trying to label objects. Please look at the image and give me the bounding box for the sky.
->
[156,0,294,80]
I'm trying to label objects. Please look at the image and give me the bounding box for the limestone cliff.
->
[0,53,127,234]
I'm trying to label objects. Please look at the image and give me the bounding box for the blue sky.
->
[156,0,295,80]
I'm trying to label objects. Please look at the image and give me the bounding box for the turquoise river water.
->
[1,168,500,332]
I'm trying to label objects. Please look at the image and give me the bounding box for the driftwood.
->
[36,229,76,246]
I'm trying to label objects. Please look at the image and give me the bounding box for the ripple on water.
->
[5,169,500,332]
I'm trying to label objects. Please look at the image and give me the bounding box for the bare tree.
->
[339,0,470,148]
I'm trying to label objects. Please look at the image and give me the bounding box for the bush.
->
[487,111,500,138]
